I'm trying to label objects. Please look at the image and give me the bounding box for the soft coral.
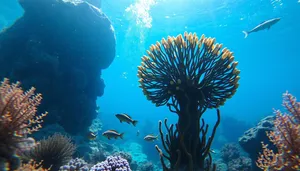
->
[257,91,300,171]
[0,78,47,170]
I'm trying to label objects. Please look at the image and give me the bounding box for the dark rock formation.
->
[0,0,116,135]
[239,115,277,170]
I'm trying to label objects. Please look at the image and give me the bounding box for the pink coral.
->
[256,91,300,171]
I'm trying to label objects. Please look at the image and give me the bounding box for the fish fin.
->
[120,133,124,139]
[242,31,248,38]
[108,137,111,140]
[132,120,138,126]
[267,26,271,30]
[120,120,122,123]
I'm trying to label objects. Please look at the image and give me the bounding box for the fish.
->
[115,113,138,126]
[144,134,159,142]
[102,129,124,140]
[210,149,217,154]
[87,131,97,141]
[242,17,280,38]
[137,130,140,136]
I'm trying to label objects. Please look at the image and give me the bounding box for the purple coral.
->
[90,156,131,171]
[59,158,89,171]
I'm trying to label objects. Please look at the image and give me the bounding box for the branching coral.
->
[137,32,240,170]
[0,78,47,170]
[256,92,300,171]
[90,155,131,171]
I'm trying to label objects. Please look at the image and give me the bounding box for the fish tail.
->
[120,133,124,139]
[242,31,248,38]
[132,120,138,126]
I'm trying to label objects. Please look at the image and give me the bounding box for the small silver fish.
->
[115,113,138,126]
[242,17,280,38]
[102,130,124,140]
[210,149,217,154]
[144,134,159,142]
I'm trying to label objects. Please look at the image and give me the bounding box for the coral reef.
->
[59,158,89,171]
[220,143,240,163]
[22,134,76,171]
[227,156,251,171]
[84,141,117,163]
[137,32,240,170]
[90,156,131,171]
[0,0,116,135]
[256,92,300,171]
[239,115,276,169]
[122,142,147,164]
[87,149,110,165]
[112,152,132,164]
[137,161,154,171]
[217,143,251,171]
[88,118,103,134]
[215,160,228,171]
[0,78,47,170]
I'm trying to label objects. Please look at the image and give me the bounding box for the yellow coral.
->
[137,32,240,108]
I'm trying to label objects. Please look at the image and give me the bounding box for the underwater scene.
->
[0,0,300,170]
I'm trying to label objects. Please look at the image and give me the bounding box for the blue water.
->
[98,0,300,130]
[1,0,300,169]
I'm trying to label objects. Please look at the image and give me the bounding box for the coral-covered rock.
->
[59,158,90,171]
[220,143,241,163]
[0,0,116,135]
[137,161,154,171]
[87,148,110,164]
[90,156,131,171]
[215,159,228,171]
[227,156,252,171]
[113,151,132,164]
[238,115,276,170]
[129,161,138,171]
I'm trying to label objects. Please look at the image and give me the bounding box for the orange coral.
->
[256,91,300,171]
[16,160,50,171]
[0,78,47,136]
[0,78,48,170]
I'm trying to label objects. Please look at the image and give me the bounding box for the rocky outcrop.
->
[239,115,277,170]
[0,0,116,135]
